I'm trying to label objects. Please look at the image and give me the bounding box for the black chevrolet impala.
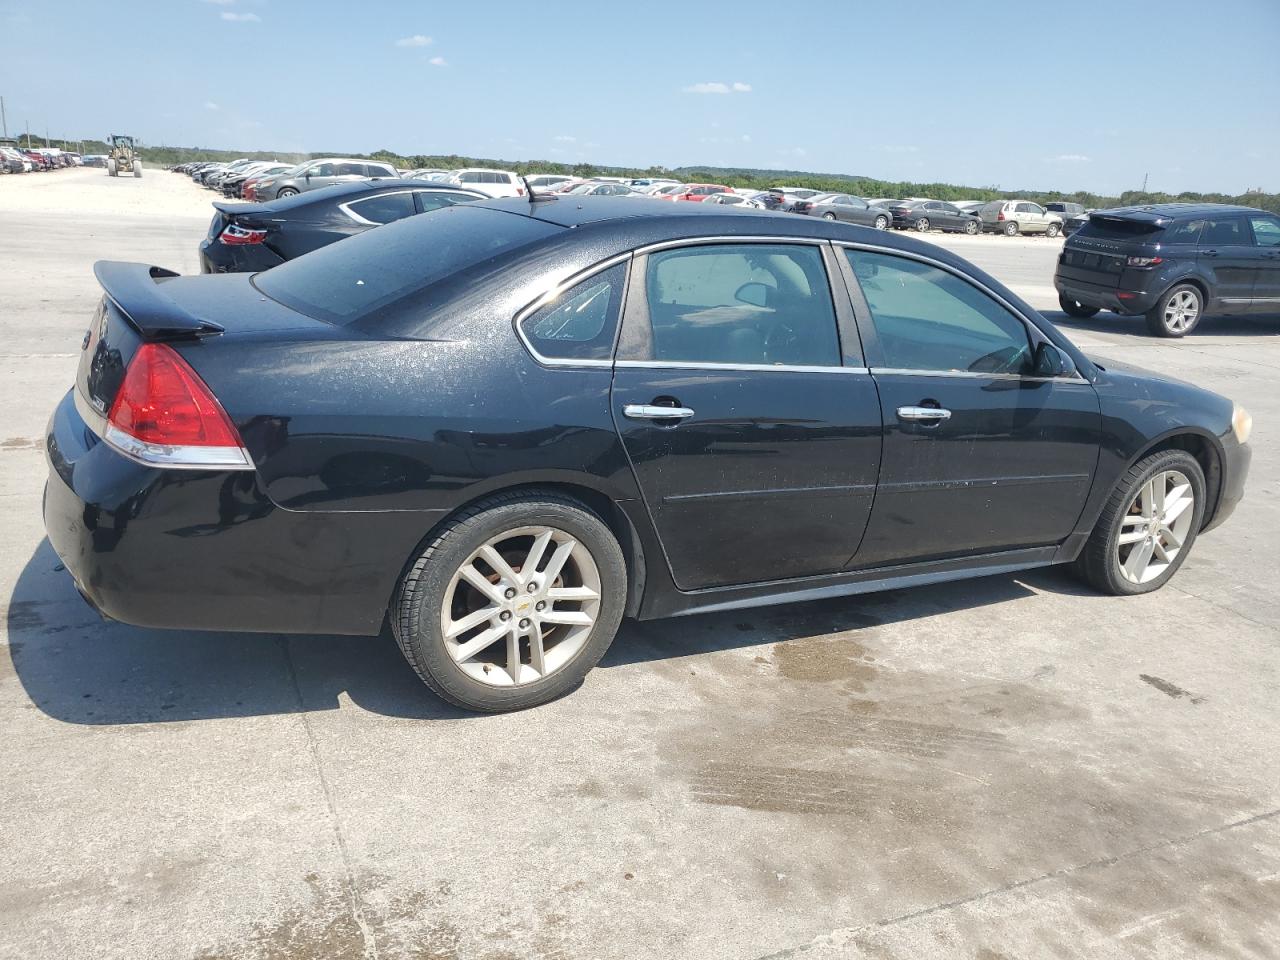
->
[44,198,1252,712]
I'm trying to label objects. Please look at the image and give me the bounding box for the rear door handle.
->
[897,405,952,422]
[623,404,695,420]
[1201,249,1219,257]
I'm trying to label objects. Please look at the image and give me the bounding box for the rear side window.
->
[254,206,561,326]
[1201,218,1246,245]
[634,243,841,367]
[847,250,1032,375]
[1162,220,1204,244]
[336,162,364,176]
[346,192,416,225]
[413,190,479,213]
[520,263,625,361]
[1250,216,1280,247]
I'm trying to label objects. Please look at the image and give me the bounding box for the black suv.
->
[1054,203,1280,337]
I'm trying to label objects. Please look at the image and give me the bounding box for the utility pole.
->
[25,120,30,149]
[1141,172,1149,193]
[1,96,7,139]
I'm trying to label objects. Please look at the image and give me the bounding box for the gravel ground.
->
[1,168,1278,960]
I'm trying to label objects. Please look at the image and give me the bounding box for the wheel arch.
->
[1123,428,1224,531]
[1157,275,1210,308]
[385,479,650,625]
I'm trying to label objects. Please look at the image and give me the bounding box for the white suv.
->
[451,168,524,198]
[980,200,1064,237]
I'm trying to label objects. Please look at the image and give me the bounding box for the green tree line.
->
[32,136,1278,215]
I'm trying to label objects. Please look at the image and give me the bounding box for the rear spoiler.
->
[212,200,272,217]
[93,262,225,339]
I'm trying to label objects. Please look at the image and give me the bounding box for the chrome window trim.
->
[632,235,828,256]
[870,367,1089,384]
[74,390,254,471]
[616,360,870,374]
[513,252,633,369]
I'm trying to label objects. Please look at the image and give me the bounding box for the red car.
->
[666,183,730,202]
[22,151,52,171]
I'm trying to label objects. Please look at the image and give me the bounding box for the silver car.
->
[253,158,399,201]
[980,200,1064,237]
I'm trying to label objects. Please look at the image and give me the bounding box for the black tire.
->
[822,212,837,221]
[915,217,930,232]
[392,491,627,712]
[1045,222,1060,238]
[1058,294,1100,318]
[1002,221,1019,236]
[963,219,979,235]
[1072,449,1205,596]
[276,187,299,198]
[1145,283,1203,338]
[873,214,889,230]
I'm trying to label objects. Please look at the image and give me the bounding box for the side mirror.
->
[304,171,312,180]
[735,282,770,308]
[1033,342,1070,377]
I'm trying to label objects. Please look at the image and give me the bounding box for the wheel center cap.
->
[514,596,533,615]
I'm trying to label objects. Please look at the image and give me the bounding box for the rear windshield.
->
[253,206,561,325]
[1076,217,1164,240]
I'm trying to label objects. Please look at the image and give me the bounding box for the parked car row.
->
[1,145,83,174]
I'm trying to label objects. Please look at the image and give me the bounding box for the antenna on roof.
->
[522,175,555,203]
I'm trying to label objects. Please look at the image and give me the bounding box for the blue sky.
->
[1,0,1277,195]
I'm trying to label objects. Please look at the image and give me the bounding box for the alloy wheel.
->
[874,215,888,230]
[1116,470,1196,584]
[1163,289,1200,334]
[439,525,601,687]
[916,218,930,232]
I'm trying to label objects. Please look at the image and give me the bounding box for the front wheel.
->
[1073,449,1205,596]
[107,159,117,177]
[1059,294,1100,318]
[133,160,142,179]
[276,187,299,198]
[822,212,837,221]
[1146,284,1203,337]
[914,217,930,232]
[963,219,979,235]
[392,492,627,712]
[873,214,889,230]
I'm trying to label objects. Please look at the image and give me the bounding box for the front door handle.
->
[624,404,695,421]
[897,405,952,422]
[1201,249,1219,257]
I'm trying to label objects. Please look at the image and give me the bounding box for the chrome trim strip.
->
[663,483,876,504]
[871,367,1089,384]
[623,404,695,420]
[512,252,633,368]
[75,388,254,471]
[1219,298,1252,304]
[631,235,828,255]
[878,473,1091,494]
[615,360,869,374]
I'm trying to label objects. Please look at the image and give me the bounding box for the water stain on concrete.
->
[1,601,46,631]
[1139,674,1207,704]
[1,437,41,451]
[773,637,877,691]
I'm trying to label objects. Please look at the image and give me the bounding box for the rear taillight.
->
[516,187,525,196]
[1125,255,1164,268]
[997,211,1005,220]
[219,223,267,245]
[103,343,252,470]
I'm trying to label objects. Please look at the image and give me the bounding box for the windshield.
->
[254,206,562,326]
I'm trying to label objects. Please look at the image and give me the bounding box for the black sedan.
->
[887,199,981,234]
[198,180,486,273]
[795,194,891,229]
[46,199,1251,712]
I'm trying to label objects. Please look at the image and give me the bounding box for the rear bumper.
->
[43,390,417,636]
[1054,275,1158,315]
[197,238,285,275]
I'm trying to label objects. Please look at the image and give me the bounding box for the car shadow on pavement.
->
[1045,309,1280,339]
[7,538,1090,725]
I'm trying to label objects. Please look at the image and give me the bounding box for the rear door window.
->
[847,250,1033,375]
[336,162,364,176]
[1248,216,1280,247]
[1201,218,1246,245]
[631,244,841,367]
[413,190,479,213]
[346,192,416,225]
[1163,220,1204,244]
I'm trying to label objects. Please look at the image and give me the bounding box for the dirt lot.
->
[2,167,1278,960]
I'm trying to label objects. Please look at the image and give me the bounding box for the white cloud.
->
[554,135,576,143]
[1047,154,1091,163]
[881,144,919,154]
[205,101,220,111]
[741,134,751,142]
[202,0,236,4]
[395,34,432,47]
[682,81,751,95]
[428,55,446,66]
[220,11,260,21]
[779,147,807,158]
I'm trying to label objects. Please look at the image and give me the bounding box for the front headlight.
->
[1232,403,1253,444]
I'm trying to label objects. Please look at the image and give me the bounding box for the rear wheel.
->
[107,159,117,177]
[1073,450,1205,595]
[822,212,837,221]
[1145,284,1203,337]
[1002,221,1019,236]
[277,187,299,198]
[132,160,142,179]
[392,492,627,712]
[1058,294,1100,318]
[873,214,889,230]
[915,217,930,232]
[1046,222,1061,238]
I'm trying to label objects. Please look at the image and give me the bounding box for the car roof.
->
[1095,202,1266,221]
[219,179,485,215]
